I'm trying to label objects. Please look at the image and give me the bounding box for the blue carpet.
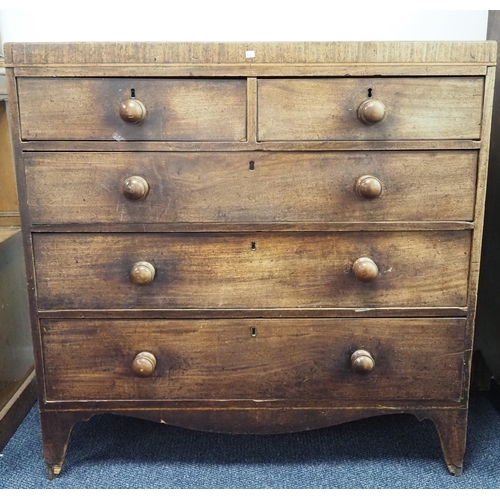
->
[1,389,500,488]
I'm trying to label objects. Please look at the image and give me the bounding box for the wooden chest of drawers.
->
[5,42,496,478]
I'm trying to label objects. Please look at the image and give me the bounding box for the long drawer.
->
[24,151,477,224]
[17,78,247,141]
[41,318,466,403]
[258,77,484,141]
[33,231,471,310]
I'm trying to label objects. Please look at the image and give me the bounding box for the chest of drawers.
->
[5,41,496,478]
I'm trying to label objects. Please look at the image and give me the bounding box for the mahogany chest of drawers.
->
[4,41,496,478]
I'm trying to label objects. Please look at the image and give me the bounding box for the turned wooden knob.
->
[123,176,149,201]
[351,349,375,374]
[130,261,156,285]
[358,99,386,124]
[119,99,147,124]
[352,257,379,283]
[355,175,382,199]
[132,352,157,377]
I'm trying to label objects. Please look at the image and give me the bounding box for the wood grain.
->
[19,139,482,152]
[6,42,496,65]
[41,318,466,403]
[35,307,469,320]
[28,222,475,233]
[18,78,247,141]
[258,78,484,141]
[8,64,492,78]
[0,102,19,223]
[33,231,471,310]
[24,151,478,224]
[474,12,500,382]
[4,41,495,477]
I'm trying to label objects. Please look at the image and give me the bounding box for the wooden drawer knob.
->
[352,257,379,283]
[351,349,375,374]
[355,175,382,199]
[123,176,149,201]
[358,99,386,124]
[130,261,156,285]
[119,99,147,124]
[132,352,157,377]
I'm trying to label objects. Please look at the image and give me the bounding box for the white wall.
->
[0,7,489,44]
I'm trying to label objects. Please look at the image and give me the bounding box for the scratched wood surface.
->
[258,78,484,141]
[4,41,496,478]
[33,231,471,310]
[5,41,497,65]
[41,318,465,402]
[18,78,247,141]
[24,151,478,224]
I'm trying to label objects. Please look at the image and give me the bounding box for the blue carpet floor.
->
[1,388,500,488]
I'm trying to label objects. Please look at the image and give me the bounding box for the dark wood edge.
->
[27,222,475,233]
[0,370,37,451]
[19,140,482,152]
[10,64,491,78]
[460,66,497,403]
[36,307,469,319]
[5,67,47,407]
[122,408,468,438]
[36,405,466,478]
[40,400,465,411]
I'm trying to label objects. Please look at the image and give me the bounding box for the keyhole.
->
[251,241,256,251]
[250,327,257,337]
[131,88,136,98]
[249,161,255,171]
[367,88,373,98]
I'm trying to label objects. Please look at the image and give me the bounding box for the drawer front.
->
[41,318,466,403]
[258,78,484,141]
[17,78,247,141]
[33,231,471,310]
[25,151,477,224]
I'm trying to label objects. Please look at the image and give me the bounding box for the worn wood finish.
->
[417,408,468,476]
[33,231,471,310]
[29,222,476,233]
[5,42,495,477]
[476,11,500,383]
[39,410,85,479]
[9,64,493,78]
[19,139,482,152]
[24,151,478,224]
[18,78,247,141]
[258,78,484,141]
[458,65,497,407]
[36,406,466,478]
[36,307,468,319]
[5,66,48,459]
[41,318,465,403]
[6,42,496,66]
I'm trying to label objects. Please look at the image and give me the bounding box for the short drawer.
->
[33,231,471,310]
[41,318,466,403]
[25,151,477,224]
[258,77,484,141]
[17,78,247,141]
